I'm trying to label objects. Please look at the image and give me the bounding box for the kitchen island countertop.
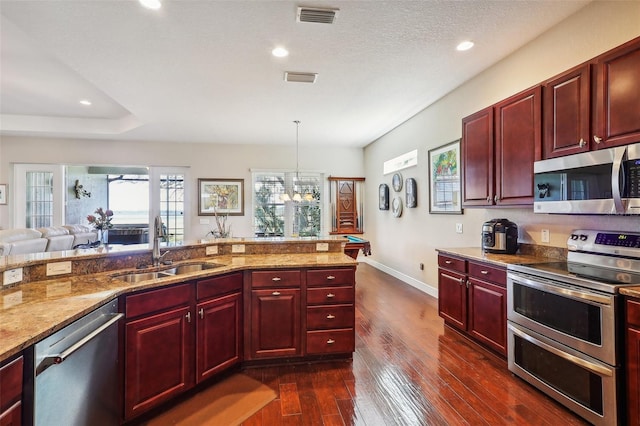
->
[0,252,356,362]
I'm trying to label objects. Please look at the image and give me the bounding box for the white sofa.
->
[0,225,99,255]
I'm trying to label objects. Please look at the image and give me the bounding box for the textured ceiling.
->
[0,0,590,147]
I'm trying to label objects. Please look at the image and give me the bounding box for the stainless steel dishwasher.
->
[33,300,123,426]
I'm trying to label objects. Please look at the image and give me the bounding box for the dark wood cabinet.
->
[462,106,494,206]
[494,86,542,206]
[437,254,467,330]
[250,288,301,359]
[467,261,507,356]
[196,273,243,382]
[328,177,365,234]
[438,254,507,357]
[594,36,640,149]
[124,284,195,420]
[543,63,592,158]
[626,298,640,424]
[462,86,541,207]
[306,268,356,355]
[0,355,23,426]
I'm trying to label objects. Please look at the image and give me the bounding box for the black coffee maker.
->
[482,218,518,254]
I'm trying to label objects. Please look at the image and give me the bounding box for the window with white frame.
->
[252,171,322,237]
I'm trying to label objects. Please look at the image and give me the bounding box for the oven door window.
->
[513,283,601,345]
[514,334,604,415]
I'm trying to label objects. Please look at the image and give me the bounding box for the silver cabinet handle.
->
[578,138,586,148]
[272,291,281,296]
[326,314,336,319]
[326,275,335,280]
[494,194,499,203]
[271,277,282,281]
[186,311,191,323]
[326,293,335,298]
[480,270,489,275]
[445,260,452,264]
[593,135,603,144]
[327,339,335,344]
[486,196,491,204]
[199,308,204,319]
[466,279,470,288]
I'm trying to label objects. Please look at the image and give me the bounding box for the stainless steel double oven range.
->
[507,229,640,425]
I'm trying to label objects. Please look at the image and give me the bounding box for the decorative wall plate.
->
[379,184,389,210]
[392,197,403,217]
[392,172,403,192]
[406,178,417,208]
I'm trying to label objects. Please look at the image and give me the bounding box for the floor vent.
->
[284,72,318,83]
[296,7,338,24]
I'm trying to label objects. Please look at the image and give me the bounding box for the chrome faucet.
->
[152,215,168,267]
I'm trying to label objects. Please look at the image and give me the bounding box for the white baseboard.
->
[358,257,438,299]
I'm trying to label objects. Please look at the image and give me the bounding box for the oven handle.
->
[508,323,613,377]
[507,272,611,306]
[611,145,626,213]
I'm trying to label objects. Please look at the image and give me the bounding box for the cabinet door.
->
[594,36,640,148]
[462,106,494,206]
[0,356,22,426]
[196,292,242,382]
[494,86,541,205]
[437,269,467,331]
[0,402,21,426]
[628,326,640,425]
[468,278,507,356]
[124,306,194,420]
[543,64,592,158]
[250,288,301,359]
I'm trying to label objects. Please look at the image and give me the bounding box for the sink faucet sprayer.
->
[152,215,168,266]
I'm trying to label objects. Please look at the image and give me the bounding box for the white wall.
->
[0,136,364,238]
[363,1,640,294]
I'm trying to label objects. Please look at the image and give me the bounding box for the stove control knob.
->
[579,234,588,241]
[570,234,579,240]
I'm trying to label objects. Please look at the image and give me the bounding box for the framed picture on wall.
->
[428,140,463,214]
[198,178,244,216]
[0,184,6,205]
[378,184,389,210]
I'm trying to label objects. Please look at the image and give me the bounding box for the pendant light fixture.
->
[281,120,303,202]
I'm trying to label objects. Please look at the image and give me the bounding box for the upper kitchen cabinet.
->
[593,36,640,149]
[462,106,494,206]
[462,86,541,207]
[543,63,592,158]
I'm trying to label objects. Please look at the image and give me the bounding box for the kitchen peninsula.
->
[0,237,357,423]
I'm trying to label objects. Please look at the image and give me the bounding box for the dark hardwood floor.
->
[239,263,589,426]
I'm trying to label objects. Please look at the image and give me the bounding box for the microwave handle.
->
[611,146,626,213]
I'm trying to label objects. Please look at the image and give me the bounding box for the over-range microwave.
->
[534,142,640,215]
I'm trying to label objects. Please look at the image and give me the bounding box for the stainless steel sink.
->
[112,271,173,283]
[163,263,224,275]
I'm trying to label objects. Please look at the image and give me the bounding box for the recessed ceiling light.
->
[79,99,92,106]
[139,0,161,10]
[456,41,474,51]
[272,47,289,58]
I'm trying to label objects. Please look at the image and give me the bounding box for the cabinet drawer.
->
[126,283,193,319]
[306,329,355,355]
[251,270,300,288]
[197,272,242,300]
[468,261,506,286]
[307,305,355,330]
[307,268,354,287]
[628,299,640,328]
[438,254,466,273]
[307,286,354,305]
[0,356,23,413]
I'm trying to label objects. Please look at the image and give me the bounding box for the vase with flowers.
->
[87,207,114,245]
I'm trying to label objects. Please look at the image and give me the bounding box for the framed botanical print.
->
[428,140,463,214]
[198,178,244,216]
[378,184,389,210]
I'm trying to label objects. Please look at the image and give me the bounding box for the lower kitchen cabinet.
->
[0,355,23,426]
[438,254,507,356]
[626,298,640,424]
[250,288,302,359]
[124,283,195,420]
[124,272,243,421]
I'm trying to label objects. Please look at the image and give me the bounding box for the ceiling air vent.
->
[296,7,338,24]
[284,72,318,83]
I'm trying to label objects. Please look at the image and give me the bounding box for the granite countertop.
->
[620,287,640,299]
[436,247,556,267]
[0,252,356,362]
